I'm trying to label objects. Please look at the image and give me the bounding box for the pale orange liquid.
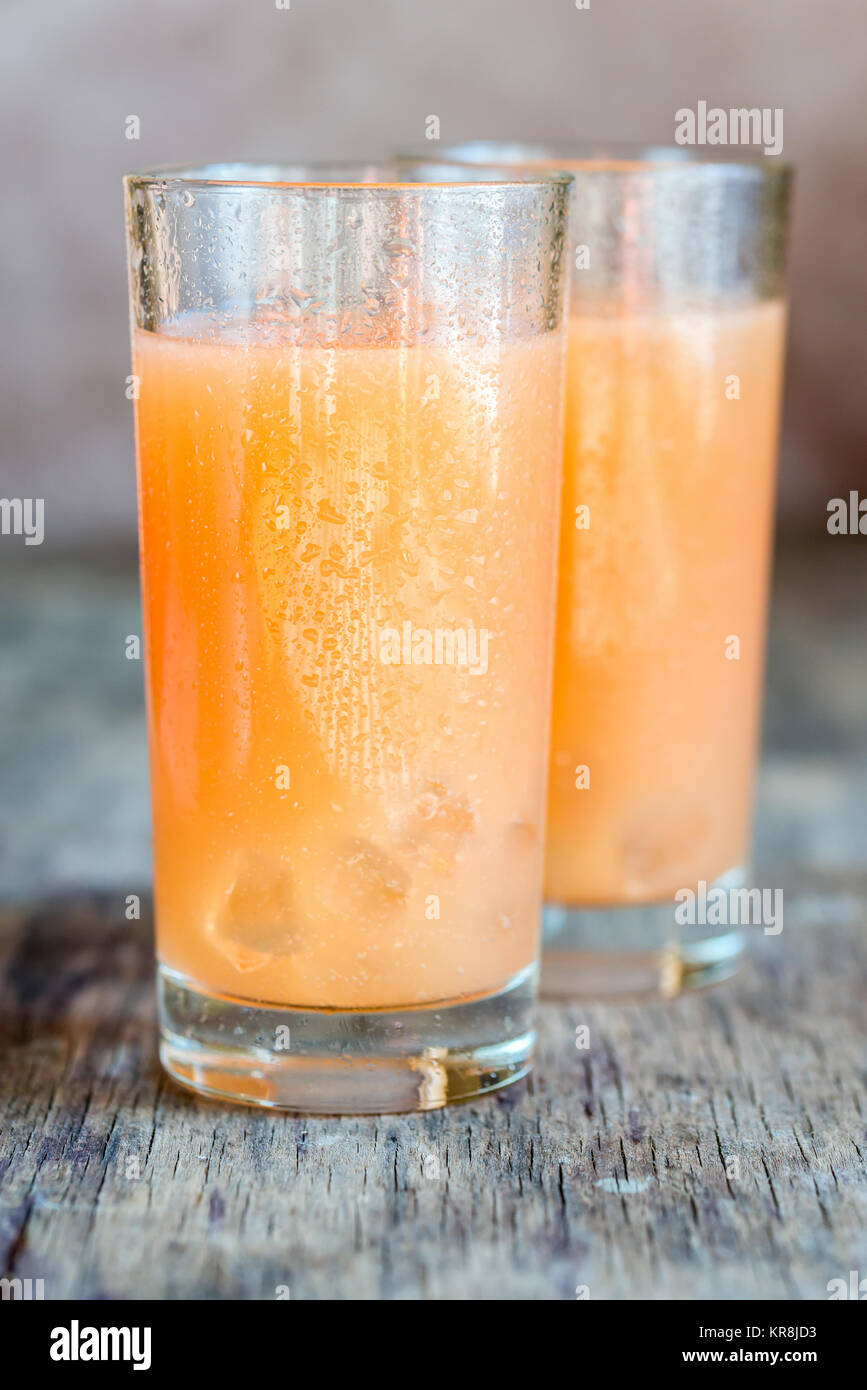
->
[134,325,563,1008]
[546,302,786,905]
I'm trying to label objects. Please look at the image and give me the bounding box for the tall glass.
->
[124,164,571,1111]
[400,144,791,998]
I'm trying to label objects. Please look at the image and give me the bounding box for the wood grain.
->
[1,879,865,1301]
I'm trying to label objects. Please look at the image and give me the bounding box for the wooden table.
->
[1,541,865,1300]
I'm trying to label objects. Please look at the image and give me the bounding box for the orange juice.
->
[546,302,786,905]
[134,323,563,1010]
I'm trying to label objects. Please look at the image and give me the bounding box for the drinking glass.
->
[124,163,571,1110]
[399,143,791,998]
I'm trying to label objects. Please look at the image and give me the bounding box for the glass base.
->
[158,963,536,1114]
[678,926,745,990]
[541,881,746,1001]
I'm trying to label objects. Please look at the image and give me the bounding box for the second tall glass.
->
[125,164,571,1111]
[401,144,791,998]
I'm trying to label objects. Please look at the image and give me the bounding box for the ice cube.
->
[331,837,411,920]
[509,819,539,851]
[401,780,474,872]
[208,852,300,971]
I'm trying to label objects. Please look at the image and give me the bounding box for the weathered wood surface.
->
[1,540,866,1299]
[1,888,866,1301]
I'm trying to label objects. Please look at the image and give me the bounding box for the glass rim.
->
[123,160,575,195]
[397,139,793,179]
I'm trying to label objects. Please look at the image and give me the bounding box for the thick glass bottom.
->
[541,870,747,1000]
[158,963,536,1114]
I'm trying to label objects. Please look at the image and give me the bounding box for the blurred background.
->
[0,0,865,900]
[1,0,865,543]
